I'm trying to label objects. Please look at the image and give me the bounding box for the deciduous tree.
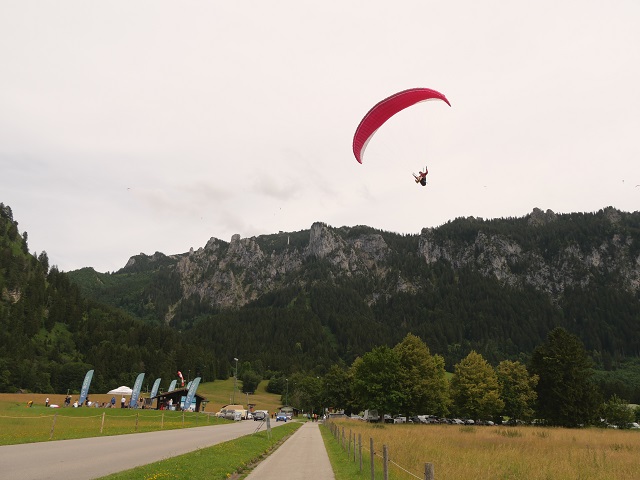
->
[393,333,450,417]
[496,360,538,422]
[351,346,402,415]
[451,351,504,420]
[602,394,634,429]
[323,364,353,413]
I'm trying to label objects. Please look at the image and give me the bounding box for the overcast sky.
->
[2,1,639,273]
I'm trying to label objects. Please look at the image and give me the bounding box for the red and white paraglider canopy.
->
[352,87,451,164]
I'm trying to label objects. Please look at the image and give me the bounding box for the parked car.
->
[328,413,347,420]
[253,411,266,421]
[216,404,248,420]
[276,412,288,422]
[363,409,380,422]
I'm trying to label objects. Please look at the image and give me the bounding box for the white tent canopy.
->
[107,386,133,395]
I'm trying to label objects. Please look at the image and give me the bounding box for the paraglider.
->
[352,88,450,185]
[413,166,428,186]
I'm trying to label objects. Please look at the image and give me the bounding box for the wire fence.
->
[0,410,214,444]
[324,420,435,480]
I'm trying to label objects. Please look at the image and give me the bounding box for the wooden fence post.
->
[161,412,164,429]
[359,433,362,472]
[100,412,105,433]
[353,431,356,462]
[424,462,435,480]
[348,429,351,457]
[49,413,57,440]
[383,444,389,480]
[135,412,139,432]
[370,437,375,480]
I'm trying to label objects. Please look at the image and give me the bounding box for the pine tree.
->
[529,327,602,427]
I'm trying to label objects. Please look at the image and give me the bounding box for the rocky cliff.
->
[118,208,640,321]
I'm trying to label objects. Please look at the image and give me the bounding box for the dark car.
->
[253,411,266,421]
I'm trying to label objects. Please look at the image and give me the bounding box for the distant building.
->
[152,388,207,412]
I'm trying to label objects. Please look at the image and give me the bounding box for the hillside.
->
[69,207,640,369]
[0,203,219,394]
[4,201,640,401]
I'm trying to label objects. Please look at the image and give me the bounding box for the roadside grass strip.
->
[321,422,419,480]
[99,422,301,480]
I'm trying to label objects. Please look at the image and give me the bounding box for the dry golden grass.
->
[328,420,640,480]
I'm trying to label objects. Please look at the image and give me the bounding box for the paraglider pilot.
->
[413,166,428,186]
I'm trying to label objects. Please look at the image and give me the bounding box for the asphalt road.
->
[0,418,284,479]
[245,421,334,480]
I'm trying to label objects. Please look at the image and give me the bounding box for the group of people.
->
[48,395,136,408]
[27,394,147,409]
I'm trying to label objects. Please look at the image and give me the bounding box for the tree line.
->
[3,201,640,410]
[266,331,638,429]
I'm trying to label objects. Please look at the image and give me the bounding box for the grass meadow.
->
[0,398,227,445]
[323,420,640,480]
[8,381,640,479]
[0,378,283,445]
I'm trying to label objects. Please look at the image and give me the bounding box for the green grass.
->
[0,405,229,445]
[0,378,284,446]
[99,421,302,480]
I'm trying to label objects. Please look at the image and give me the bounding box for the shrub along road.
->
[0,418,287,479]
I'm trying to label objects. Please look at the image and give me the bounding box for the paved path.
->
[0,419,281,479]
[245,421,335,480]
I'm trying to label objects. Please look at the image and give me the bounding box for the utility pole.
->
[233,358,238,404]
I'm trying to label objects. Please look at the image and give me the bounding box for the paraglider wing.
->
[352,88,451,164]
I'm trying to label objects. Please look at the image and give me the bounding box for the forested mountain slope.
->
[0,203,217,393]
[4,200,640,398]
[70,207,640,371]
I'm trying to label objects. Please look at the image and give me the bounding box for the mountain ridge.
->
[68,206,640,367]
[80,206,640,310]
